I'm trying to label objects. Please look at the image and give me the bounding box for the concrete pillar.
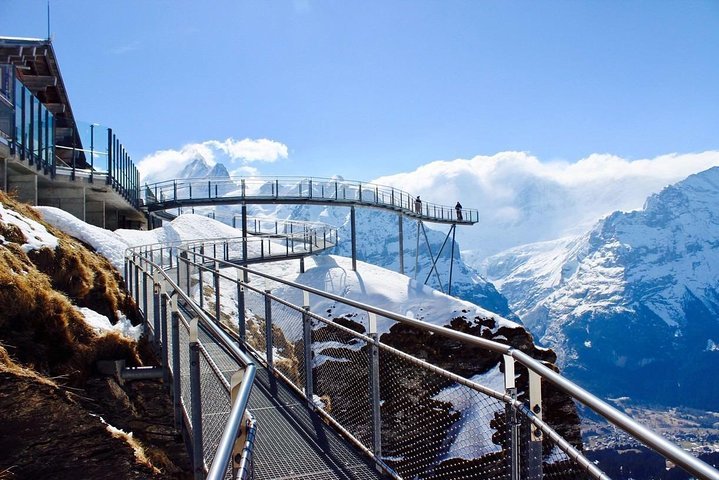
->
[8,173,38,205]
[86,200,106,228]
[105,209,120,230]
[0,157,7,192]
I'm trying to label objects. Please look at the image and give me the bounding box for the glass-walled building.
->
[0,37,144,228]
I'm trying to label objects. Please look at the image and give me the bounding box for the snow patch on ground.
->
[76,306,143,341]
[433,365,506,460]
[37,207,129,270]
[1,202,58,252]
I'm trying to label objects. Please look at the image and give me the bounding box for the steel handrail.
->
[178,244,719,480]
[143,175,479,223]
[128,249,257,480]
[511,349,719,480]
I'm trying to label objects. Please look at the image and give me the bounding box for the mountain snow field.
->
[484,167,719,409]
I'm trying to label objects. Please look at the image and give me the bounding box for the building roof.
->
[0,36,84,166]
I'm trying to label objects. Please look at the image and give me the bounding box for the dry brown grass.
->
[1,189,141,324]
[0,190,141,385]
[0,344,57,388]
[105,423,161,475]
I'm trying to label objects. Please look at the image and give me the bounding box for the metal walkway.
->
[143,176,479,226]
[131,240,719,480]
[192,315,386,480]
[248,367,385,480]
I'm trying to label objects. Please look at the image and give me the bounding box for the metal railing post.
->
[214,267,221,324]
[171,306,182,429]
[189,318,204,479]
[527,369,544,479]
[198,265,204,310]
[161,292,170,385]
[176,250,183,288]
[228,371,252,477]
[241,205,248,282]
[134,264,140,306]
[504,355,520,480]
[152,278,161,343]
[302,306,313,402]
[237,279,246,346]
[264,291,273,369]
[142,271,149,321]
[350,206,357,271]
[368,312,382,459]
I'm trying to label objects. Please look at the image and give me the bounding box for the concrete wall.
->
[0,156,7,191]
[8,173,38,205]
[37,186,86,220]
[86,200,106,228]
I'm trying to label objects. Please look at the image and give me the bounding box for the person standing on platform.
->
[455,201,463,221]
[415,196,422,214]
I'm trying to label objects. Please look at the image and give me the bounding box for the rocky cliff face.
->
[484,167,719,409]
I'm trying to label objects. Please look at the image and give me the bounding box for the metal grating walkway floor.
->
[247,366,387,480]
[194,320,386,479]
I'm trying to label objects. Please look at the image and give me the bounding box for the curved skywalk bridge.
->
[147,217,338,267]
[143,176,477,295]
[143,176,479,225]
[126,231,719,480]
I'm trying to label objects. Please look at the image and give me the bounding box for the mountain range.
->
[484,167,719,409]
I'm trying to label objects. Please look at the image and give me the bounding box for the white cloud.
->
[373,151,719,260]
[137,144,216,183]
[230,165,260,177]
[203,138,288,163]
[137,138,288,183]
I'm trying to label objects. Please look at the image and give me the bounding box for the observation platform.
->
[144,177,479,226]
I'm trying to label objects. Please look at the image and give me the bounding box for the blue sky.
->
[2,0,718,181]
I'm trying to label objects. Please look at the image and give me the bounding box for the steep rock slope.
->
[485,167,719,409]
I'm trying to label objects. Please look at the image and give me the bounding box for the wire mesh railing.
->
[126,237,719,480]
[180,241,718,480]
[126,246,257,480]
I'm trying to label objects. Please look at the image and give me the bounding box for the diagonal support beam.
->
[448,225,457,296]
[420,221,446,293]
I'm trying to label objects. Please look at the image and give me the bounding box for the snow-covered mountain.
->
[375,151,719,260]
[484,167,719,409]
[177,156,230,179]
